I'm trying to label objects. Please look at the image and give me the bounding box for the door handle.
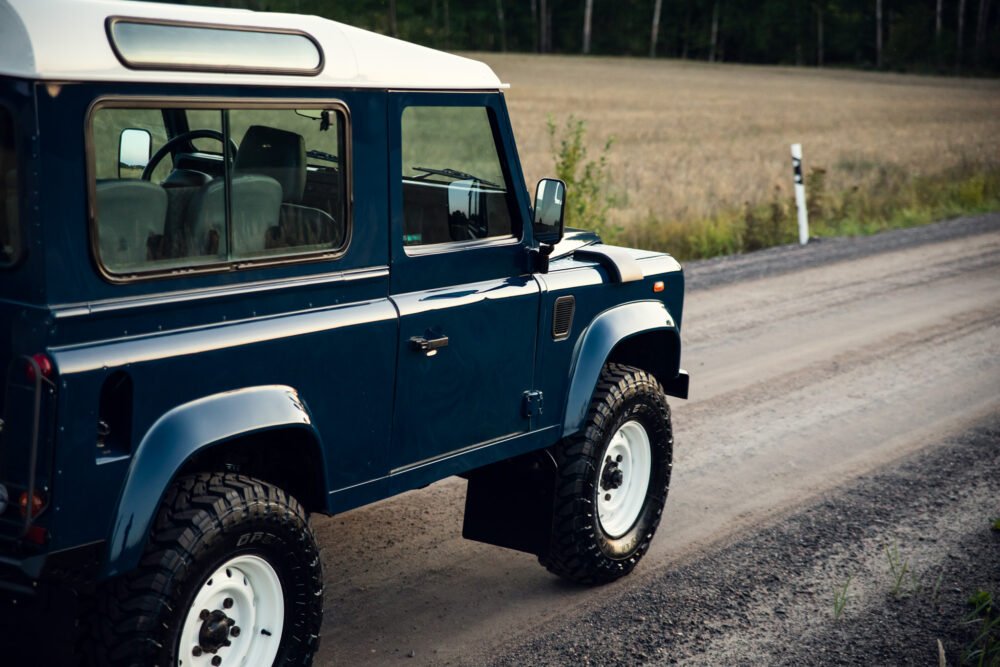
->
[410,335,449,355]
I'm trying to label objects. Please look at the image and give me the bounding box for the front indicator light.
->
[653,281,665,293]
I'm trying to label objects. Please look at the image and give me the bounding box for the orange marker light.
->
[653,281,665,293]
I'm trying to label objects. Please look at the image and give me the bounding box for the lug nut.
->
[223,598,234,609]
[604,493,611,501]
[211,656,222,666]
[616,454,623,462]
[193,646,203,656]
[200,609,210,621]
[231,626,241,637]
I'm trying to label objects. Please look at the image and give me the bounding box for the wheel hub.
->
[197,608,235,654]
[600,460,625,490]
[178,555,284,667]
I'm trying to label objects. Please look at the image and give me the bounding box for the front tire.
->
[542,363,673,584]
[93,473,323,667]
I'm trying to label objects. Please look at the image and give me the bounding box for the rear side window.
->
[401,106,514,247]
[0,106,20,266]
[89,103,348,278]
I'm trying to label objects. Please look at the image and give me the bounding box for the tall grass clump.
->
[547,115,618,239]
[963,590,1000,666]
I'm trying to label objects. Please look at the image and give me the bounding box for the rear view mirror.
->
[532,178,566,245]
[118,128,152,179]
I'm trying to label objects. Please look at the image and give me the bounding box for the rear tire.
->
[541,363,673,584]
[92,473,323,667]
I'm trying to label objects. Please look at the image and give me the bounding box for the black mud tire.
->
[91,473,323,667]
[541,363,673,584]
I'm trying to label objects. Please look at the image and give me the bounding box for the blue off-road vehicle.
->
[0,0,688,664]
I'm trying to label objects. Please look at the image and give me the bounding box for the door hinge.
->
[522,390,544,418]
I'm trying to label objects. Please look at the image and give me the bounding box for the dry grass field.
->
[474,53,1000,255]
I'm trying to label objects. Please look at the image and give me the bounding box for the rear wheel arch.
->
[103,386,327,578]
[176,427,328,515]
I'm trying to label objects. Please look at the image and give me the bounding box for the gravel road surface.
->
[316,213,1000,666]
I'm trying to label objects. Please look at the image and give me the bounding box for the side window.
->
[401,106,514,247]
[90,104,348,277]
[0,106,21,265]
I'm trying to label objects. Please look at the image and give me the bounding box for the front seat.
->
[235,125,337,250]
[188,174,282,260]
[95,179,167,271]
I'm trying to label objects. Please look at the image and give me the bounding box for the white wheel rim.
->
[177,554,284,667]
[597,420,652,538]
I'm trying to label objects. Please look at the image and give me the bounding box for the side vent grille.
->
[552,295,576,340]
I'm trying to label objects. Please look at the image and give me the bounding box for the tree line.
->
[151,0,999,73]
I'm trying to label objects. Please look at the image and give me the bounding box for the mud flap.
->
[462,448,557,557]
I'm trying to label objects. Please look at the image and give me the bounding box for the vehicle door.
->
[387,92,539,472]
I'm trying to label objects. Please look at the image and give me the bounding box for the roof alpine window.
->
[107,18,323,75]
[0,105,20,267]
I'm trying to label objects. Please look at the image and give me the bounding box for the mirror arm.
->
[529,243,555,274]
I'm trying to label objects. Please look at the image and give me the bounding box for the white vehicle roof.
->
[0,0,505,90]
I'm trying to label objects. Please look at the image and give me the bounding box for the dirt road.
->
[315,214,1000,666]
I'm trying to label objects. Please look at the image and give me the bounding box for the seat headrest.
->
[234,125,306,204]
[162,168,212,189]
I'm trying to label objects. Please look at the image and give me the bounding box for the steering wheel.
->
[141,129,238,181]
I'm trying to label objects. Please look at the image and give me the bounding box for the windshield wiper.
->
[412,166,500,189]
[306,149,339,164]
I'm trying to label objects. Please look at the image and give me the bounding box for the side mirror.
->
[118,128,152,179]
[532,178,566,246]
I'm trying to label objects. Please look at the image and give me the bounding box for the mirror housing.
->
[118,128,152,179]
[532,178,566,246]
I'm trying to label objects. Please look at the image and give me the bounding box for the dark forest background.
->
[147,0,1000,74]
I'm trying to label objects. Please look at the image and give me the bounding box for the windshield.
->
[0,105,19,266]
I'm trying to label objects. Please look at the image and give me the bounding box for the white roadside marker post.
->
[791,143,809,245]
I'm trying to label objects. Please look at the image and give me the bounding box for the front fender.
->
[102,385,321,578]
[562,301,680,436]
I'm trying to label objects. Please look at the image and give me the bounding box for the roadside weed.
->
[547,115,618,239]
[990,518,1000,532]
[885,543,912,598]
[929,571,945,604]
[833,575,853,621]
[962,590,999,666]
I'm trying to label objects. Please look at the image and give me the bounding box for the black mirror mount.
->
[528,243,555,274]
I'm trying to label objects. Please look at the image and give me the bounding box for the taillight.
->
[24,353,54,382]
[24,525,48,545]
[18,490,45,518]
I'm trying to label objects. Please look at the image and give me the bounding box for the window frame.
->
[398,103,524,255]
[0,102,23,270]
[85,96,353,284]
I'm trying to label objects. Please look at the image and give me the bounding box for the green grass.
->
[833,575,853,621]
[964,590,1000,666]
[609,160,1000,261]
